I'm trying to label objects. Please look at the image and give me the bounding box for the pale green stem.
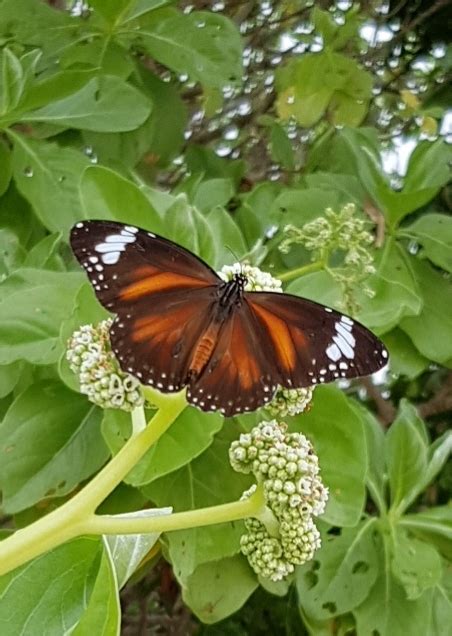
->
[278,259,325,283]
[84,484,267,535]
[0,392,186,576]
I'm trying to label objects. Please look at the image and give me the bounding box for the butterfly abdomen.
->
[189,329,218,376]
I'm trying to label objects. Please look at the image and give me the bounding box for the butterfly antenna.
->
[224,245,242,268]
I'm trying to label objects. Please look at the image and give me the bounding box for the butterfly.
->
[70,220,388,416]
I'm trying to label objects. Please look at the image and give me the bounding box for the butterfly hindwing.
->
[188,300,278,416]
[246,292,388,388]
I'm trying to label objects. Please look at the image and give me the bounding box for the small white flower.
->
[67,320,144,411]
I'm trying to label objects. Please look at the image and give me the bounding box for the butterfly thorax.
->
[218,273,247,311]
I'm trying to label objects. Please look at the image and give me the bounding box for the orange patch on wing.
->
[250,302,298,372]
[189,323,220,374]
[121,271,208,301]
[132,303,199,342]
[230,315,260,390]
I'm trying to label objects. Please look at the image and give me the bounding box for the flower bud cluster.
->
[280,203,376,312]
[266,386,313,418]
[230,420,328,581]
[67,320,143,411]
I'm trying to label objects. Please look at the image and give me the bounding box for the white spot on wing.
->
[326,343,341,362]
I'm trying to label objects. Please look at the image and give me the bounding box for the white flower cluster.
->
[218,262,283,293]
[266,386,313,418]
[66,320,143,411]
[230,420,328,581]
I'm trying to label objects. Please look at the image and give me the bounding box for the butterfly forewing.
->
[246,292,388,387]
[70,220,220,392]
[70,220,219,313]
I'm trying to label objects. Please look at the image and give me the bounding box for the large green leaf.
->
[117,407,224,486]
[164,194,216,265]
[400,257,452,364]
[391,527,442,600]
[382,328,429,379]
[10,133,90,236]
[79,165,163,232]
[297,519,379,620]
[356,240,421,333]
[0,269,84,364]
[354,535,433,636]
[22,75,152,132]
[386,400,428,515]
[400,213,452,273]
[126,9,242,88]
[206,206,248,267]
[72,543,120,636]
[0,381,108,513]
[142,427,253,583]
[0,537,103,635]
[183,555,258,624]
[293,385,367,527]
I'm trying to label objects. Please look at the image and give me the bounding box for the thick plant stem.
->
[0,393,186,576]
[84,484,266,535]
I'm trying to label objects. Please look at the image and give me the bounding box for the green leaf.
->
[79,165,163,232]
[391,527,442,599]
[0,361,23,398]
[419,432,452,497]
[386,400,428,514]
[0,381,108,513]
[23,232,62,270]
[357,240,421,333]
[378,141,451,227]
[430,569,452,635]
[0,137,12,196]
[354,536,433,636]
[400,506,452,543]
[183,555,258,623]
[293,385,367,526]
[142,427,252,583]
[129,9,243,88]
[0,48,24,115]
[17,70,96,113]
[84,69,187,168]
[382,328,429,379]
[193,178,234,213]
[0,228,25,276]
[0,269,84,364]
[72,543,120,636]
[164,194,216,265]
[22,75,151,132]
[276,53,371,127]
[206,206,248,267]
[122,407,224,486]
[269,122,295,170]
[400,257,452,364]
[0,537,102,635]
[401,213,452,273]
[352,403,387,513]
[104,508,172,588]
[297,520,379,620]
[11,133,90,236]
[287,270,343,311]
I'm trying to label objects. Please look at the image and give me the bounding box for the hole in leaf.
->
[322,602,337,614]
[327,526,341,536]
[312,560,320,571]
[352,560,369,574]
[94,89,101,101]
[57,480,66,490]
[372,630,380,636]
[304,570,318,589]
